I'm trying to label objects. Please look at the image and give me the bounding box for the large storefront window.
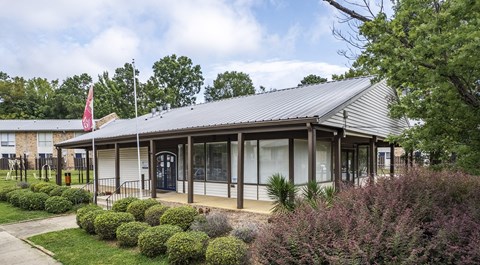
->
[294,140,308,185]
[206,142,227,182]
[193,143,205,180]
[316,141,332,182]
[259,139,288,184]
[178,144,184,180]
[231,140,258,184]
[358,145,369,177]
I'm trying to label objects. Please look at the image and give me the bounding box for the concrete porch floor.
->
[155,192,273,215]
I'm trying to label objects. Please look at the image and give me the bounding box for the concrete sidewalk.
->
[0,215,77,265]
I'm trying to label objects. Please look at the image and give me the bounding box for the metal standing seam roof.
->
[0,120,85,131]
[58,76,377,146]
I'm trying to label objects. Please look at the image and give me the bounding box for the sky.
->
[0,0,357,98]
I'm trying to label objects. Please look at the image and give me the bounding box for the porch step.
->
[96,196,109,209]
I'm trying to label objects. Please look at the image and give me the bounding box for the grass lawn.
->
[0,170,93,186]
[29,228,168,265]
[0,202,54,224]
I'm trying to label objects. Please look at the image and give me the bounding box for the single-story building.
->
[56,77,408,208]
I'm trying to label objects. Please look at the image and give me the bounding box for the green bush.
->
[166,231,209,265]
[126,199,159,221]
[7,189,30,207]
[138,225,183,257]
[0,186,18,201]
[144,204,170,226]
[80,210,106,234]
[17,182,30,189]
[190,213,232,238]
[61,188,91,204]
[116,221,150,247]
[49,186,69,197]
[38,184,57,194]
[32,182,52,192]
[160,206,198,230]
[230,223,258,243]
[76,204,103,227]
[112,197,139,212]
[94,211,135,240]
[206,236,249,265]
[19,191,50,210]
[44,196,73,213]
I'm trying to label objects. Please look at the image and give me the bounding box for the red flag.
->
[82,86,94,132]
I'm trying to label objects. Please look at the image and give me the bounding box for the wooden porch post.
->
[288,138,294,184]
[227,138,231,198]
[390,143,395,177]
[307,124,316,182]
[56,147,62,185]
[237,133,244,209]
[150,140,157,198]
[86,149,90,183]
[115,143,120,193]
[369,136,377,181]
[187,136,194,203]
[333,132,342,190]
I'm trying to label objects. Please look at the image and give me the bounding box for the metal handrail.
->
[105,178,151,210]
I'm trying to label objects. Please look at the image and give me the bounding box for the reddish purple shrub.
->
[254,170,480,264]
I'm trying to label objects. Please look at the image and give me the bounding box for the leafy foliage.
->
[0,187,18,201]
[266,174,297,213]
[76,204,103,228]
[204,71,255,102]
[61,188,91,204]
[116,221,150,247]
[206,236,249,265]
[160,206,198,230]
[49,186,69,197]
[190,213,232,238]
[7,189,30,207]
[299,74,327,86]
[230,222,259,243]
[79,210,105,234]
[94,211,135,240]
[44,196,73,213]
[18,191,49,210]
[138,225,183,257]
[255,169,480,264]
[144,204,170,226]
[126,199,159,221]
[112,197,139,212]
[166,231,209,265]
[17,182,30,189]
[38,184,57,195]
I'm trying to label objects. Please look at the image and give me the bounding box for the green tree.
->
[148,54,204,108]
[204,71,255,102]
[299,74,327,86]
[48,74,92,119]
[325,0,480,173]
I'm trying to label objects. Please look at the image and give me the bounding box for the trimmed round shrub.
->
[94,211,135,240]
[116,221,150,247]
[17,182,30,189]
[166,231,209,265]
[80,210,106,234]
[50,186,69,197]
[45,196,73,213]
[145,204,170,226]
[230,223,258,243]
[76,204,103,227]
[126,199,159,221]
[138,225,183,257]
[38,184,57,194]
[19,191,50,210]
[62,188,91,204]
[112,197,139,212]
[7,189,30,207]
[206,236,249,265]
[191,213,232,238]
[160,206,198,230]
[0,186,18,201]
[32,182,52,192]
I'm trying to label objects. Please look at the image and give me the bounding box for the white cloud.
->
[208,59,349,90]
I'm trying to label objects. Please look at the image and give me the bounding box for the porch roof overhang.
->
[56,117,322,149]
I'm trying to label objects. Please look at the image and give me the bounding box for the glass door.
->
[156,152,177,190]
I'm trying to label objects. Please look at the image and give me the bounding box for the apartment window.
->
[1,133,15,147]
[206,142,228,182]
[38,133,53,147]
[259,139,289,184]
[2,153,15,158]
[193,143,205,181]
[231,140,258,184]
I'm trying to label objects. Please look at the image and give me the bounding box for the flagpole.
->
[132,59,142,199]
[91,86,97,205]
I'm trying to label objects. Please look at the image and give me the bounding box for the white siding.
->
[194,182,205,195]
[177,181,185,193]
[119,147,149,182]
[98,149,115,180]
[205,183,228,197]
[244,185,257,200]
[258,186,273,201]
[230,184,237,198]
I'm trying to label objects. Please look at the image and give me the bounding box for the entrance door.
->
[156,152,177,190]
[341,150,355,182]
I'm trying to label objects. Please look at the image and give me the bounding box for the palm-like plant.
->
[302,180,322,208]
[266,173,297,213]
